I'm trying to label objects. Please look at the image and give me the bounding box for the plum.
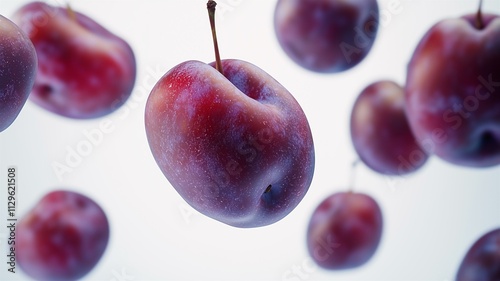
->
[274,0,379,73]
[351,80,428,175]
[307,192,383,269]
[456,228,500,281]
[145,1,315,228]
[405,6,500,167]
[16,190,110,281]
[12,2,136,119]
[0,15,37,132]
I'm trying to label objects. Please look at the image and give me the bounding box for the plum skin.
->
[351,81,428,175]
[145,59,315,228]
[0,15,37,132]
[456,228,500,281]
[12,2,136,119]
[405,14,500,167]
[16,190,110,281]
[307,192,383,270]
[274,0,379,73]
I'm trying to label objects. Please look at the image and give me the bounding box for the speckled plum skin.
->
[12,2,136,119]
[406,14,500,167]
[456,228,500,281]
[351,81,428,175]
[307,192,382,270]
[0,15,37,132]
[274,0,379,73]
[145,59,315,228]
[16,190,109,281]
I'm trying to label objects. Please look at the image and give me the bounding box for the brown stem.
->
[475,0,484,29]
[66,3,77,22]
[207,1,224,75]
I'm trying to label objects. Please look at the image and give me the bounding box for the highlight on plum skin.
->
[11,1,137,119]
[456,228,500,281]
[274,0,379,73]
[0,14,37,132]
[307,191,383,270]
[16,190,110,281]
[350,80,429,175]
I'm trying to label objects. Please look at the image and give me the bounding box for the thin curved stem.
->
[475,0,484,29]
[207,1,224,75]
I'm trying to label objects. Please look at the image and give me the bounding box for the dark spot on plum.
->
[37,84,53,98]
[479,131,498,155]
[75,197,88,209]
[264,185,272,194]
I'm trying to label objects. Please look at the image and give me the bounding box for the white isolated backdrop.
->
[1,0,499,280]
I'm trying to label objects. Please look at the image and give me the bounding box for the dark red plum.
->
[274,0,379,73]
[16,190,109,281]
[145,59,315,228]
[351,81,428,175]
[406,11,500,167]
[307,192,383,270]
[0,15,37,132]
[456,228,500,281]
[12,2,136,119]
[145,1,314,228]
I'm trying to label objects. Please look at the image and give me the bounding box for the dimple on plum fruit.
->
[307,191,383,270]
[274,0,379,73]
[145,1,315,228]
[12,2,136,119]
[351,81,429,175]
[456,228,500,281]
[405,3,500,167]
[16,190,110,281]
[0,15,37,132]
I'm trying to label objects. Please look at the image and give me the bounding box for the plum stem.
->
[475,0,484,29]
[207,1,224,75]
[66,3,77,22]
[348,159,360,193]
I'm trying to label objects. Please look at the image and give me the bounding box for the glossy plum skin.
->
[145,59,315,228]
[12,2,136,119]
[456,228,500,281]
[274,0,379,73]
[16,190,109,281]
[406,14,500,167]
[307,192,382,270]
[351,81,428,175]
[0,15,37,132]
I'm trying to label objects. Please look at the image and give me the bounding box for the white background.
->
[1,0,499,280]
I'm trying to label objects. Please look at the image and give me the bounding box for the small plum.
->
[274,0,379,73]
[456,228,500,281]
[12,2,136,119]
[16,190,110,281]
[307,192,383,270]
[351,81,428,175]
